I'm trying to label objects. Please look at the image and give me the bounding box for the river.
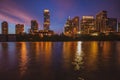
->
[0,41,120,80]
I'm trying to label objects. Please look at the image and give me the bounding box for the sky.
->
[0,0,120,34]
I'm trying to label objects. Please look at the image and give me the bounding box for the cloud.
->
[0,0,34,26]
[0,12,22,24]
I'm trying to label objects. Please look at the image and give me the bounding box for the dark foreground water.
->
[0,41,120,80]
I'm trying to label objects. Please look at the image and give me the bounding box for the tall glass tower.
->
[43,9,50,30]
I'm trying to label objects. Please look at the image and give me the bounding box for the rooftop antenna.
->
[68,16,71,20]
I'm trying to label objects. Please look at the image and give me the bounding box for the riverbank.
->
[0,34,120,42]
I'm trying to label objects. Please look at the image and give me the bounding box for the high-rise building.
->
[1,21,8,34]
[81,16,95,34]
[31,20,38,33]
[64,17,72,36]
[39,9,54,37]
[107,18,117,32]
[15,24,24,34]
[118,23,120,32]
[64,16,80,36]
[72,16,80,34]
[43,9,50,30]
[96,10,108,33]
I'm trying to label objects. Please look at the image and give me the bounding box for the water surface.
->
[0,41,120,80]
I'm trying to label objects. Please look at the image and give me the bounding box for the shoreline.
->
[1,34,120,42]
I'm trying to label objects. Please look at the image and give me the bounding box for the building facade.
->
[15,24,24,34]
[39,30,54,37]
[43,9,50,30]
[64,16,80,37]
[72,16,80,35]
[80,16,95,34]
[64,17,73,36]
[107,18,117,32]
[96,10,108,33]
[1,21,8,34]
[31,20,39,33]
[118,23,120,32]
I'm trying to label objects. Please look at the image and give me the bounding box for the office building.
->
[43,9,50,30]
[107,18,117,32]
[118,23,120,32]
[1,21,8,34]
[39,30,54,37]
[38,9,54,37]
[64,16,80,37]
[96,10,108,33]
[64,17,73,36]
[81,16,95,34]
[15,24,24,34]
[31,20,39,33]
[72,16,80,34]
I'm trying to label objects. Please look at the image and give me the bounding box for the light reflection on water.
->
[72,42,84,71]
[72,42,84,80]
[18,42,28,76]
[0,41,120,80]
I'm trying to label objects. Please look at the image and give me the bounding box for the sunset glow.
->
[0,0,119,33]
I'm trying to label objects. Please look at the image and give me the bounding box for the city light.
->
[0,10,120,41]
[44,9,49,12]
[90,33,99,36]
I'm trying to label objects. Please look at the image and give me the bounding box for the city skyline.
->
[0,0,120,34]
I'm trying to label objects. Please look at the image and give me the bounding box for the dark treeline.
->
[1,33,120,42]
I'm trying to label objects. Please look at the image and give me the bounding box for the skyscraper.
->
[31,20,38,33]
[64,17,72,36]
[118,23,120,32]
[96,10,108,33]
[15,24,24,34]
[72,16,80,34]
[64,16,80,37]
[81,16,95,34]
[1,21,8,34]
[107,18,117,32]
[43,9,50,30]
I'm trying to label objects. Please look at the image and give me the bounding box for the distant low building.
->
[39,30,54,37]
[0,34,8,41]
[0,34,16,42]
[7,34,16,41]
